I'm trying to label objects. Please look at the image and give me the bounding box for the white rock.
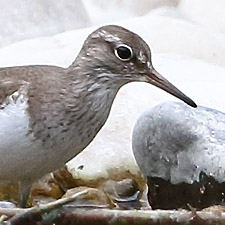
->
[1,8,225,67]
[82,0,178,25]
[0,0,90,48]
[179,0,225,33]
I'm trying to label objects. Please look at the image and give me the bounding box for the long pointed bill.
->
[145,68,197,108]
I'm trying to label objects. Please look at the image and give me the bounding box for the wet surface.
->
[148,171,225,210]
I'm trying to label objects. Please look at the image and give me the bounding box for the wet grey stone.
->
[132,102,225,209]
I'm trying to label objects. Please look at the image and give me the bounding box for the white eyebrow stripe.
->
[92,29,121,43]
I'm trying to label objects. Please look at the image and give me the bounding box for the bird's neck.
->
[60,60,123,149]
[67,62,122,118]
[68,54,125,94]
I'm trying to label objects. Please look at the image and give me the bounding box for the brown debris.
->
[63,186,115,208]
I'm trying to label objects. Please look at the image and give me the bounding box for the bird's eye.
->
[115,45,133,61]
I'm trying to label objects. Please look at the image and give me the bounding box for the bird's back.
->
[0,65,70,182]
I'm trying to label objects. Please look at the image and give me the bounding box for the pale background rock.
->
[0,0,90,48]
[0,0,225,182]
[179,0,225,33]
[82,0,178,25]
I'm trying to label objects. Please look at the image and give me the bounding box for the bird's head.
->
[77,25,197,108]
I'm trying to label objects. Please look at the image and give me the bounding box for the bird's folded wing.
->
[0,79,28,108]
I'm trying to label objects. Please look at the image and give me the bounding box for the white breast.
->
[0,90,45,182]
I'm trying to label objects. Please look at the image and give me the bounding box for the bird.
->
[0,25,197,207]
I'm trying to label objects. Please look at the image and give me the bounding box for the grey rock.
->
[132,101,225,184]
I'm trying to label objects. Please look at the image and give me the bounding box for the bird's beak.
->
[145,68,197,108]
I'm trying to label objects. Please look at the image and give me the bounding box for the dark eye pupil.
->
[116,46,132,60]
